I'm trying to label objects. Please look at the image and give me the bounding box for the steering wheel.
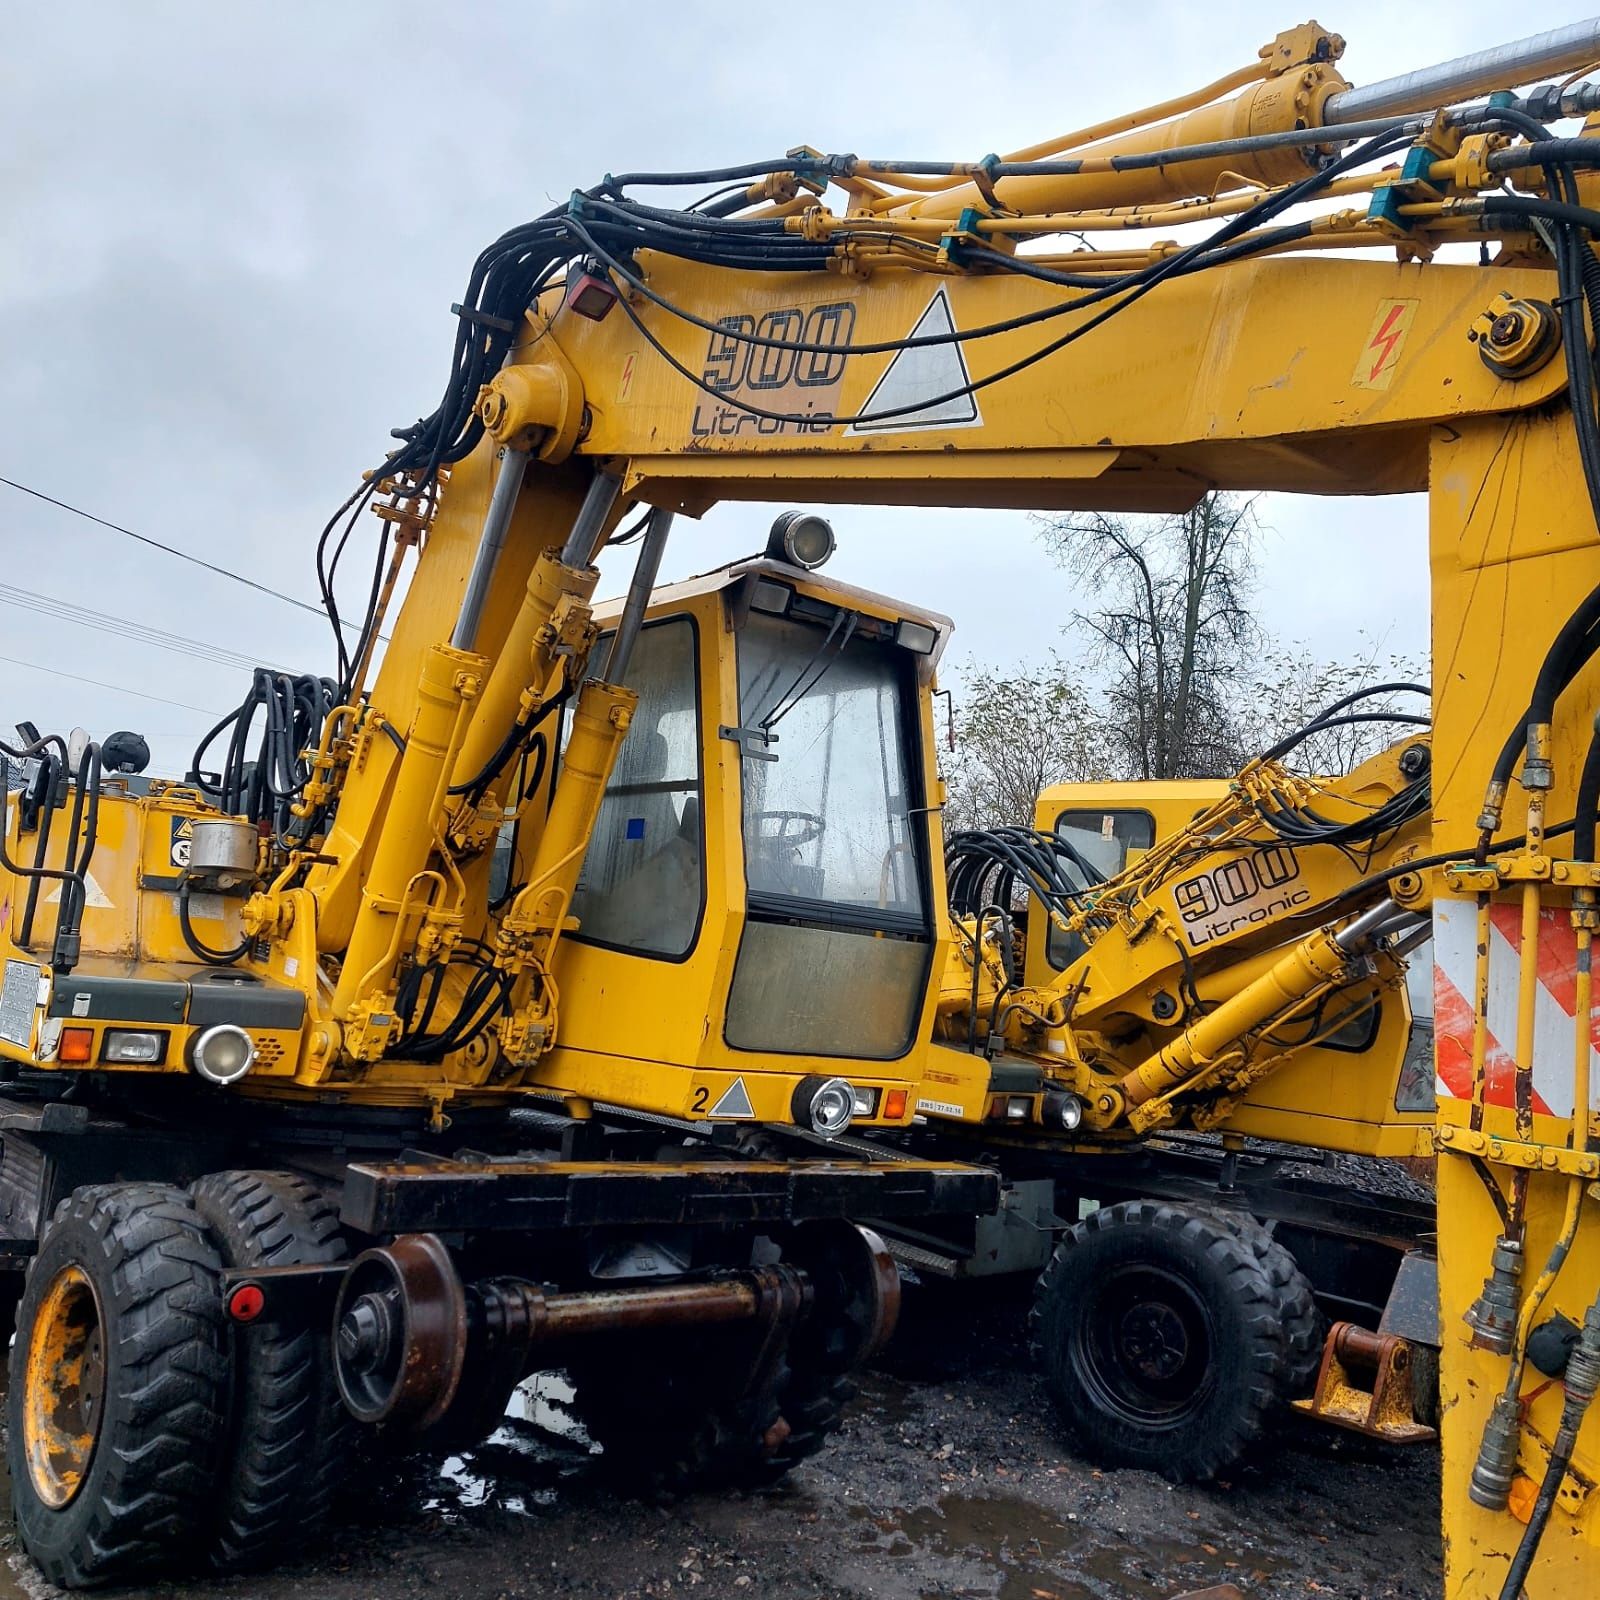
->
[749,809,825,848]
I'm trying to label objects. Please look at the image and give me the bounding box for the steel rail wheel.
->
[6,1183,229,1589]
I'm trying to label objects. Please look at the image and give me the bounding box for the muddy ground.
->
[0,1281,1440,1600]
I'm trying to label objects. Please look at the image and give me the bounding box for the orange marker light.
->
[58,1027,94,1064]
[883,1089,909,1121]
[1508,1473,1538,1525]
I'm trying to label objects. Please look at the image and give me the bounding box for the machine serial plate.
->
[0,959,41,1048]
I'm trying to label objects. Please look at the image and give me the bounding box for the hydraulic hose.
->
[1498,1301,1600,1600]
[50,743,101,975]
[17,752,56,947]
[177,881,251,967]
[1575,714,1600,863]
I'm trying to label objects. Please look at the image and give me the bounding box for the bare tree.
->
[940,653,1106,832]
[1242,635,1430,775]
[1043,493,1262,779]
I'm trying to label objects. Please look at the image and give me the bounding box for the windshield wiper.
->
[756,610,859,742]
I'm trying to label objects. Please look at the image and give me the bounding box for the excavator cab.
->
[540,546,955,1134]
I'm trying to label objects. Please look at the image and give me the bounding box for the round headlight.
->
[793,1075,856,1137]
[1044,1090,1085,1132]
[767,510,836,571]
[189,1023,256,1086]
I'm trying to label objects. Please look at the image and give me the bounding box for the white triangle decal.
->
[708,1076,755,1119]
[847,287,981,434]
[42,871,112,909]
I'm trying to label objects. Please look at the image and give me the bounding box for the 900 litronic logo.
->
[691,301,854,438]
[1171,848,1309,948]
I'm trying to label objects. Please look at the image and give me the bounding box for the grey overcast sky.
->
[0,1,1580,775]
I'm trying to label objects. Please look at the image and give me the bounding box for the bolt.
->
[338,1294,388,1373]
[1490,310,1526,347]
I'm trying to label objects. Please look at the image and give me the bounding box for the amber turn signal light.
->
[58,1027,94,1064]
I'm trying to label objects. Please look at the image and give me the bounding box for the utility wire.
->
[0,652,228,717]
[0,583,289,675]
[0,475,361,635]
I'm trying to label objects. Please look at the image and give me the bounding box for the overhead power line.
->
[0,583,291,675]
[0,474,360,634]
[0,652,228,717]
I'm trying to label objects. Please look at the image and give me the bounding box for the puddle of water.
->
[853,1493,1277,1600]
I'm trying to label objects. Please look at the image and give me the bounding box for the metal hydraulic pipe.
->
[600,510,675,683]
[1325,20,1600,124]
[451,447,530,651]
[559,469,623,567]
[1335,897,1406,951]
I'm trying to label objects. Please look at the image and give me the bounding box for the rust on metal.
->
[538,1272,775,1339]
[1291,1319,1436,1443]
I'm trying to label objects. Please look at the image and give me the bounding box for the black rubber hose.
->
[51,744,101,974]
[178,882,251,966]
[18,752,56,947]
[1576,715,1600,863]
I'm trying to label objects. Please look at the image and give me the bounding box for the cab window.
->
[1046,807,1155,969]
[568,617,704,960]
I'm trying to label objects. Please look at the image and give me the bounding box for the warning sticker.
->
[847,287,982,434]
[1352,298,1419,392]
[170,815,194,868]
[707,1077,755,1119]
[42,871,111,910]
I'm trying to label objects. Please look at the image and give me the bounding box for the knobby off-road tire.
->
[568,1331,856,1497]
[190,1170,351,1569]
[7,1183,229,1589]
[1211,1211,1325,1399]
[1029,1199,1286,1482]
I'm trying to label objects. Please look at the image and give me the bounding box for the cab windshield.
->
[724,605,931,1060]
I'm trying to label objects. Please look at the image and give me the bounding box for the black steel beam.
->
[340,1157,997,1236]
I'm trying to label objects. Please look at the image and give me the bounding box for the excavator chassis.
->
[0,1082,995,1587]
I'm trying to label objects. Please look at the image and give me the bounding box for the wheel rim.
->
[23,1263,106,1509]
[1071,1262,1215,1430]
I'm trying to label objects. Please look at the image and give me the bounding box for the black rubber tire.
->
[568,1334,855,1496]
[1211,1212,1325,1399]
[1030,1199,1286,1482]
[7,1183,229,1589]
[190,1170,350,1569]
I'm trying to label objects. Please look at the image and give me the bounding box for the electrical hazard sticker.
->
[847,287,982,434]
[704,1077,755,1119]
[1353,298,1419,392]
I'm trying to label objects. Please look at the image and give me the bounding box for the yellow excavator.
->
[5,15,1600,1598]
